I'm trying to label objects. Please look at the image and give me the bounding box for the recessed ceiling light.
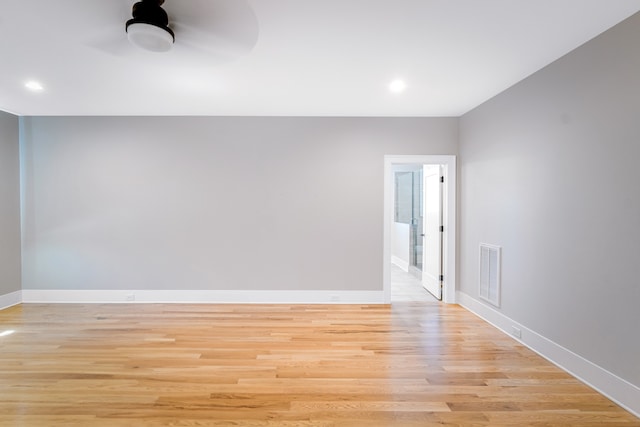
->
[389,79,407,94]
[25,81,44,92]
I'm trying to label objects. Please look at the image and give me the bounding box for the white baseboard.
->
[21,289,385,305]
[0,290,21,310]
[391,256,409,272]
[456,291,640,418]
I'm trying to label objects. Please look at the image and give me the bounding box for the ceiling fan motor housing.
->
[126,0,174,38]
[126,0,175,52]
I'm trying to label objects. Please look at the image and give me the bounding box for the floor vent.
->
[479,243,501,307]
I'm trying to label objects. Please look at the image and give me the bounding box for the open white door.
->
[422,165,443,300]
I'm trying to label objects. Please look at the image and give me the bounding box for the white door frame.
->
[383,155,456,304]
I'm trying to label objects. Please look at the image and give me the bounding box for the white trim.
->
[384,155,456,304]
[0,291,22,310]
[21,289,385,304]
[391,256,409,272]
[457,291,640,418]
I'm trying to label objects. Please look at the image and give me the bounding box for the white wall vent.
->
[479,243,501,307]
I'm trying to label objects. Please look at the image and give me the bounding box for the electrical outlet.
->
[126,294,135,302]
[511,326,522,339]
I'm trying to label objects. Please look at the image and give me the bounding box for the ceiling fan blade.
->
[165,0,259,59]
[171,24,252,59]
[81,1,136,57]
[86,32,134,57]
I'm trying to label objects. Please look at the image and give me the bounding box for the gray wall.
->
[0,111,21,296]
[459,13,640,386]
[20,116,457,292]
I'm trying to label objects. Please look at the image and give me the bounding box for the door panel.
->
[422,165,442,300]
[410,169,423,272]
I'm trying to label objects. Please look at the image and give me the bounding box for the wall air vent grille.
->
[479,243,501,307]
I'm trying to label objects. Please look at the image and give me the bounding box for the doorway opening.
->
[383,155,456,304]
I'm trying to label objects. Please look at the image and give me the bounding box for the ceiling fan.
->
[89,0,259,62]
[126,0,175,52]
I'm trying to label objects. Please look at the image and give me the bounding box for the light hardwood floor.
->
[0,303,637,426]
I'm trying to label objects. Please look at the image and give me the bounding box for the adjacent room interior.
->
[1,1,639,424]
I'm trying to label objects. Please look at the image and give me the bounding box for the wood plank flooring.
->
[0,303,637,426]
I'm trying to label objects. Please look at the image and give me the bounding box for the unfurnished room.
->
[0,1,639,425]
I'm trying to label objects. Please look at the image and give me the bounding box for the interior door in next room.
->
[422,165,443,300]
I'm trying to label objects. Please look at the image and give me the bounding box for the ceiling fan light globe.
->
[126,23,174,52]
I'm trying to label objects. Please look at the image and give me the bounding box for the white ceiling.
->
[1,0,639,117]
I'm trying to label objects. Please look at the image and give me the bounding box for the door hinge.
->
[439,275,444,282]
[439,225,444,232]
[440,176,444,183]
